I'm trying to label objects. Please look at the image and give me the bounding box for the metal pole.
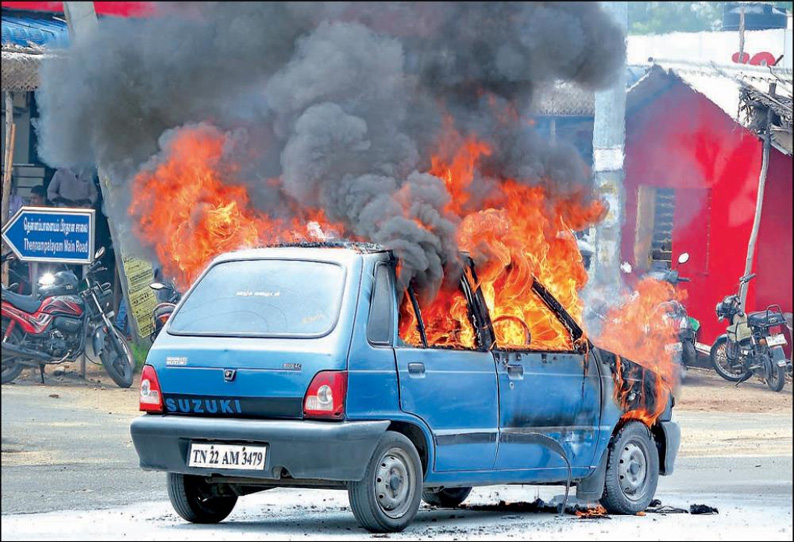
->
[2,92,16,286]
[31,262,39,296]
[739,107,773,310]
[738,6,746,63]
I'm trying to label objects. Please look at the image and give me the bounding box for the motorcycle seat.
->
[748,311,786,327]
[1,289,42,314]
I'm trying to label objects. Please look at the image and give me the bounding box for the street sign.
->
[1,206,95,264]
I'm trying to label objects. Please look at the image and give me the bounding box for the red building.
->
[623,62,793,346]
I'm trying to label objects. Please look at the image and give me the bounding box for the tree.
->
[628,2,792,35]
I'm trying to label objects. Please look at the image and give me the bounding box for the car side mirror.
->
[677,253,690,265]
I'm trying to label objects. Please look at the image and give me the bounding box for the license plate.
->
[767,333,787,347]
[665,342,683,353]
[188,443,267,470]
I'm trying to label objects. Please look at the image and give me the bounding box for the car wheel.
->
[600,421,659,515]
[348,431,423,533]
[422,487,472,508]
[167,473,237,524]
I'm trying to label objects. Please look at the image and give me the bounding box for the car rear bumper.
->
[130,415,389,482]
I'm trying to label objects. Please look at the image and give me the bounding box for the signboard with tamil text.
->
[1,206,95,265]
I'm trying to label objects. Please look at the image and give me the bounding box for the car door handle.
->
[407,363,425,376]
[507,364,524,378]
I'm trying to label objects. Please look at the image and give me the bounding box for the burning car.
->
[130,243,680,533]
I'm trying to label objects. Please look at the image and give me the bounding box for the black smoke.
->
[34,2,625,294]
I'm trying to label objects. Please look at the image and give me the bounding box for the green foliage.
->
[130,341,150,371]
[629,2,724,35]
[628,2,791,35]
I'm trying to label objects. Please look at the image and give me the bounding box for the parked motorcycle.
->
[648,253,700,369]
[1,247,135,388]
[710,273,789,392]
[149,280,181,342]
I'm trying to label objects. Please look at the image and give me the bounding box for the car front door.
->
[489,281,601,479]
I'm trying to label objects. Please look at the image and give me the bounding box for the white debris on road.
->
[2,486,791,541]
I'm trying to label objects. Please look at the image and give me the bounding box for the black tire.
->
[1,318,25,384]
[766,362,786,392]
[167,473,237,524]
[710,335,745,382]
[100,327,134,388]
[600,421,659,515]
[422,487,472,508]
[348,431,423,533]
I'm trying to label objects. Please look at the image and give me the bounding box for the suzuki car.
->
[131,243,680,532]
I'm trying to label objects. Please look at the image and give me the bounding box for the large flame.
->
[130,126,339,287]
[598,277,687,424]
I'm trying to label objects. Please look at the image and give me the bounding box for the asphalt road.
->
[1,374,792,540]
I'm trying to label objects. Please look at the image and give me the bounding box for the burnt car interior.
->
[394,255,585,355]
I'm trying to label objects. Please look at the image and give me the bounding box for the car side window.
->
[367,264,393,345]
[397,284,479,350]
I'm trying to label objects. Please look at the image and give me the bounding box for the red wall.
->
[1,2,154,17]
[756,149,794,316]
[623,81,792,345]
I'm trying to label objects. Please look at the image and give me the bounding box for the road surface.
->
[2,367,791,540]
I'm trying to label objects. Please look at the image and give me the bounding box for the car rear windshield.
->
[168,259,346,337]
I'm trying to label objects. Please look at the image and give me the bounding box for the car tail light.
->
[139,364,163,413]
[303,371,347,420]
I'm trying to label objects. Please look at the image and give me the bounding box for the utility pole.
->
[739,104,773,310]
[589,2,627,292]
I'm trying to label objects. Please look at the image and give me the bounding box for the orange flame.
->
[597,277,687,424]
[129,126,339,287]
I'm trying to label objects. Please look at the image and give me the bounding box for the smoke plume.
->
[35,2,626,294]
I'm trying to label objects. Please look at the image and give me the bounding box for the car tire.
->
[348,431,423,533]
[167,473,237,524]
[600,421,659,515]
[422,487,472,508]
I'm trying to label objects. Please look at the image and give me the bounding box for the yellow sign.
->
[122,255,156,338]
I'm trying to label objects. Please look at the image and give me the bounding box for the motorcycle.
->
[149,280,181,342]
[710,273,789,392]
[648,253,700,369]
[1,247,135,388]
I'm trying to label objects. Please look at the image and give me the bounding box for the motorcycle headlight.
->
[39,272,55,286]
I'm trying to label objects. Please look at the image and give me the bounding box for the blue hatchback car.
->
[131,243,680,532]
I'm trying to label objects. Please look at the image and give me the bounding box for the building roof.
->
[1,44,58,91]
[1,10,69,48]
[532,82,596,117]
[627,60,793,155]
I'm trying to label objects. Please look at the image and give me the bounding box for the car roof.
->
[210,242,391,266]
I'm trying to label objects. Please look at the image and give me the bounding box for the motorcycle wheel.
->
[1,318,25,384]
[766,362,786,392]
[682,340,697,368]
[100,326,134,388]
[710,336,745,382]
